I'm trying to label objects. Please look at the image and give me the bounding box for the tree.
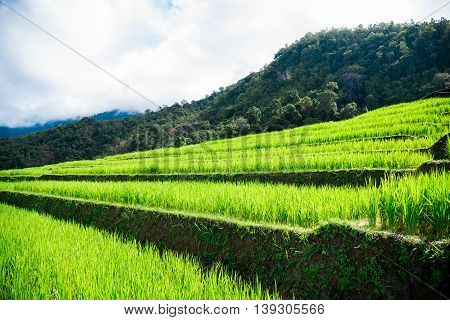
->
[281,104,302,125]
[338,102,358,120]
[365,94,378,110]
[326,82,338,91]
[432,73,450,90]
[282,89,300,105]
[316,82,339,120]
[269,98,283,117]
[234,117,251,135]
[246,106,262,126]
[341,65,364,102]
[223,117,250,137]
[174,136,187,148]
[296,96,316,116]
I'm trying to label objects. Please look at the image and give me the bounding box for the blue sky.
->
[0,0,448,127]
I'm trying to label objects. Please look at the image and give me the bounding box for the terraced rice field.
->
[0,98,449,299]
[0,98,448,176]
[1,172,447,237]
[0,204,274,299]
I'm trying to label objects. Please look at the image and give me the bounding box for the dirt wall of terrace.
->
[1,191,447,299]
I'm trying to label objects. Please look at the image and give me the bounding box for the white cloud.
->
[0,0,448,126]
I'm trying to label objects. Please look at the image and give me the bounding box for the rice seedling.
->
[1,172,447,237]
[5,150,429,176]
[0,98,447,177]
[0,204,275,299]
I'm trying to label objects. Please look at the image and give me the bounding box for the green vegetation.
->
[0,100,447,300]
[1,98,448,176]
[1,151,429,175]
[1,20,449,170]
[1,199,447,299]
[1,172,448,238]
[1,99,447,237]
[0,19,449,300]
[0,204,274,299]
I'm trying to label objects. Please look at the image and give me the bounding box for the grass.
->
[0,99,448,301]
[1,172,448,238]
[2,150,430,176]
[109,97,448,158]
[0,203,275,299]
[0,98,448,176]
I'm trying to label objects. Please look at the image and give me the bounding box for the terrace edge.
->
[1,159,448,186]
[0,190,448,299]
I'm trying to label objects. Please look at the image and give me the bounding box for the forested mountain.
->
[1,19,449,170]
[0,110,138,138]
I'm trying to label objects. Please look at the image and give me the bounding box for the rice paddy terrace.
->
[0,98,449,299]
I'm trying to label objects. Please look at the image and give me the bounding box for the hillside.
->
[0,109,138,138]
[1,19,449,170]
[1,97,448,299]
[1,98,447,176]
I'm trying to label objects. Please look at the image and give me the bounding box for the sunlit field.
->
[0,204,274,300]
[0,98,448,176]
[1,172,448,238]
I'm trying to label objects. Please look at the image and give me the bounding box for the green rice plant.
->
[0,98,448,177]
[0,150,432,176]
[67,137,433,166]
[1,172,447,237]
[0,204,275,299]
[377,174,450,238]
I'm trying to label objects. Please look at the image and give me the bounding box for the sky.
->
[0,0,448,127]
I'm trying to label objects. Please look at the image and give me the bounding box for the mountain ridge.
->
[0,109,139,138]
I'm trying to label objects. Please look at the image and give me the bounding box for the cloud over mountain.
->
[0,0,446,127]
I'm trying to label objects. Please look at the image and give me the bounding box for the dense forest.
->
[1,19,449,170]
